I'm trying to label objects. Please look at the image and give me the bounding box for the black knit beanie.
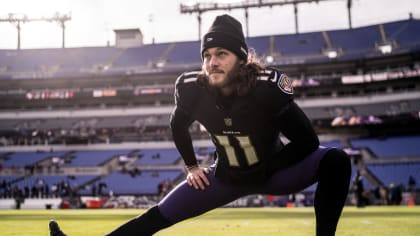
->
[201,14,248,61]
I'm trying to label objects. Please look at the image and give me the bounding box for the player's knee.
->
[320,148,351,178]
[146,205,173,230]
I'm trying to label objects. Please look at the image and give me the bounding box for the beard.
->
[207,61,242,90]
[199,60,260,97]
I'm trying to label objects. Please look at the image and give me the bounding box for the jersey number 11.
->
[214,135,259,167]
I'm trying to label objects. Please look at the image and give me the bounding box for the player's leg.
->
[49,203,171,236]
[107,167,248,235]
[261,146,351,236]
[49,220,66,236]
[104,205,171,236]
[158,168,249,223]
[314,148,351,236]
[261,146,332,195]
[49,168,245,236]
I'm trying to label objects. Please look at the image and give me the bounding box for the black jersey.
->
[171,68,319,183]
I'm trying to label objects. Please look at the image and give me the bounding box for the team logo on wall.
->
[277,74,293,94]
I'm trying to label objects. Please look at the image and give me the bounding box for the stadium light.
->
[378,43,393,54]
[377,23,394,55]
[326,50,338,59]
[323,48,339,59]
[265,55,274,63]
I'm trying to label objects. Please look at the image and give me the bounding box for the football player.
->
[50,14,351,236]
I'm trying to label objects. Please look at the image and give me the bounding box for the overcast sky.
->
[0,0,419,49]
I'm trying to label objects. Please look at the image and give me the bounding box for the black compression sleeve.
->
[270,101,320,171]
[170,107,197,167]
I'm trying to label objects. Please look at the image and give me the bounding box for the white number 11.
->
[214,135,259,167]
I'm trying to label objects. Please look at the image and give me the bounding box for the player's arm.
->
[170,107,210,190]
[261,70,319,170]
[171,72,201,168]
[170,107,196,167]
[272,101,320,169]
[170,73,210,189]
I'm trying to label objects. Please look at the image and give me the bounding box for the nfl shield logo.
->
[224,118,232,126]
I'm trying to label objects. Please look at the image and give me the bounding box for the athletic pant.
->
[159,146,333,223]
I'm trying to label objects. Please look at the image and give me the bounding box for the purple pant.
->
[159,146,332,224]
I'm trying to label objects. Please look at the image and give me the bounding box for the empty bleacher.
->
[320,140,345,149]
[383,20,420,49]
[0,175,21,184]
[135,148,181,165]
[112,43,170,67]
[166,41,201,64]
[2,151,55,168]
[246,35,272,56]
[62,150,131,167]
[14,174,98,192]
[274,32,325,56]
[365,162,420,189]
[328,25,381,53]
[0,147,188,197]
[100,170,183,195]
[350,135,420,159]
[0,47,121,77]
[1,19,419,79]
[60,47,121,71]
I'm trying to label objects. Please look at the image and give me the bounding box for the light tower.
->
[180,0,352,39]
[0,12,71,49]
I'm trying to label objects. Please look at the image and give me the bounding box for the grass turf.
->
[0,206,419,235]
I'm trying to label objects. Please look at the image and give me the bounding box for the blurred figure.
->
[352,170,368,207]
[378,185,389,205]
[389,183,403,205]
[408,175,416,193]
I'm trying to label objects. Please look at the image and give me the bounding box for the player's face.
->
[202,47,242,88]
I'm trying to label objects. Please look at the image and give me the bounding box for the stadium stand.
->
[383,20,420,49]
[328,25,381,53]
[166,41,201,64]
[2,151,56,168]
[61,150,131,167]
[246,35,271,56]
[0,18,420,209]
[112,43,170,68]
[274,32,326,56]
[350,135,420,159]
[0,19,419,78]
[135,148,181,165]
[365,162,420,189]
[13,174,98,194]
[99,170,183,195]
[320,140,345,149]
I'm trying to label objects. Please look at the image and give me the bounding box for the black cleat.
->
[49,220,67,236]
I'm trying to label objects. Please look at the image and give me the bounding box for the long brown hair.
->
[198,48,264,96]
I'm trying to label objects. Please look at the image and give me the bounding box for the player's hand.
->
[186,166,210,190]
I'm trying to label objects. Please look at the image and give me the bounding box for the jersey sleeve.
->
[257,69,320,171]
[256,68,294,115]
[171,71,201,167]
[174,71,201,114]
[170,107,197,167]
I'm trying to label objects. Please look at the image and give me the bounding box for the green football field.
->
[0,206,419,235]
